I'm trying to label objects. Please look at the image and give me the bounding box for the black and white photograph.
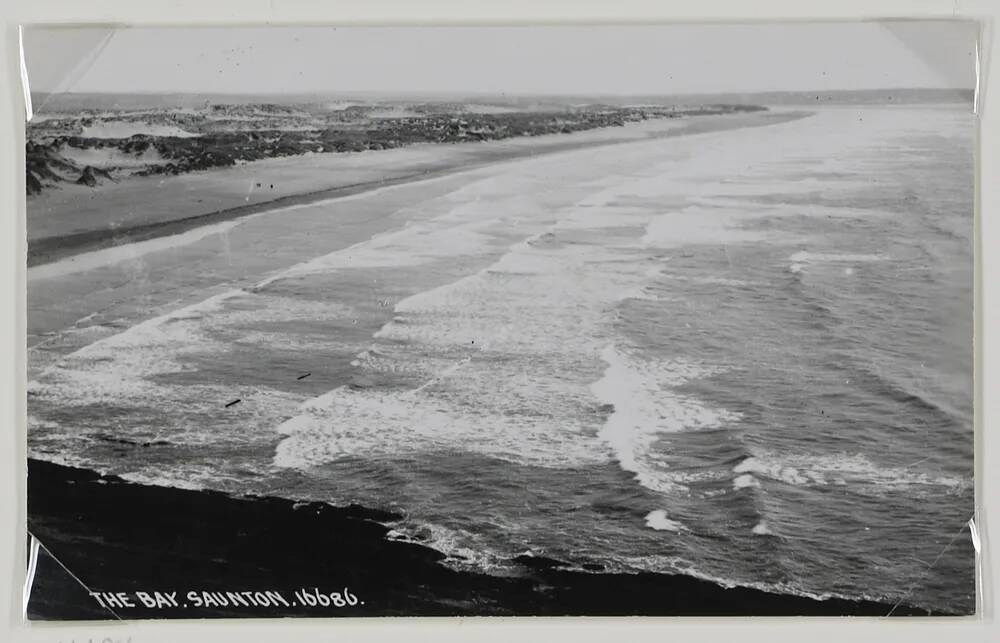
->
[21,21,978,619]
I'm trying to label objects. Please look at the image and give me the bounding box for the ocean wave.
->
[788,251,887,269]
[925,216,972,245]
[731,453,970,492]
[618,285,660,301]
[261,205,637,470]
[245,166,584,290]
[614,553,852,603]
[271,370,611,472]
[25,452,226,493]
[591,345,741,495]
[260,220,503,285]
[386,522,516,574]
[271,190,744,476]
[843,362,969,426]
[615,545,934,609]
[662,274,759,288]
[28,285,363,401]
[379,521,895,608]
[27,287,314,456]
[29,290,243,404]
[368,221,669,354]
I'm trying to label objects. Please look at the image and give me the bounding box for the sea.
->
[26,104,976,614]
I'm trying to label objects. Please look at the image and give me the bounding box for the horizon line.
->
[30,86,975,98]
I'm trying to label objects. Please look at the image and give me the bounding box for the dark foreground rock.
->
[24,459,941,620]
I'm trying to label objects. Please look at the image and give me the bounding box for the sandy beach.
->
[27,111,803,265]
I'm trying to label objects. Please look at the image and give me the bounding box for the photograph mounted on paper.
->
[21,22,977,619]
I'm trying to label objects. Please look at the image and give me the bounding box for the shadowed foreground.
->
[25,459,938,619]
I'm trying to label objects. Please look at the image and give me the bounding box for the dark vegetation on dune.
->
[25,103,765,195]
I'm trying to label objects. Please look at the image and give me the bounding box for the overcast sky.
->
[24,22,978,96]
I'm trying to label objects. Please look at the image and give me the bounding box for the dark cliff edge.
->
[25,458,944,620]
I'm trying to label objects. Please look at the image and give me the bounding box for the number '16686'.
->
[293,587,361,607]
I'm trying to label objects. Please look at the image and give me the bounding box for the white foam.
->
[394,522,513,573]
[591,345,740,495]
[273,172,739,474]
[616,553,848,603]
[367,233,645,356]
[734,457,809,486]
[645,509,686,532]
[660,274,758,288]
[733,454,970,492]
[789,251,887,264]
[28,288,313,445]
[268,220,500,282]
[733,474,761,490]
[249,168,573,290]
[272,370,610,471]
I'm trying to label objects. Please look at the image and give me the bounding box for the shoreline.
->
[27,110,809,267]
[26,458,942,619]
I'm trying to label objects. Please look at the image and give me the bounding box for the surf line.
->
[27,159,501,283]
[26,181,414,283]
[404,356,473,398]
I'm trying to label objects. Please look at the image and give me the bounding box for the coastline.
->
[22,105,976,618]
[26,458,941,619]
[27,110,808,267]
